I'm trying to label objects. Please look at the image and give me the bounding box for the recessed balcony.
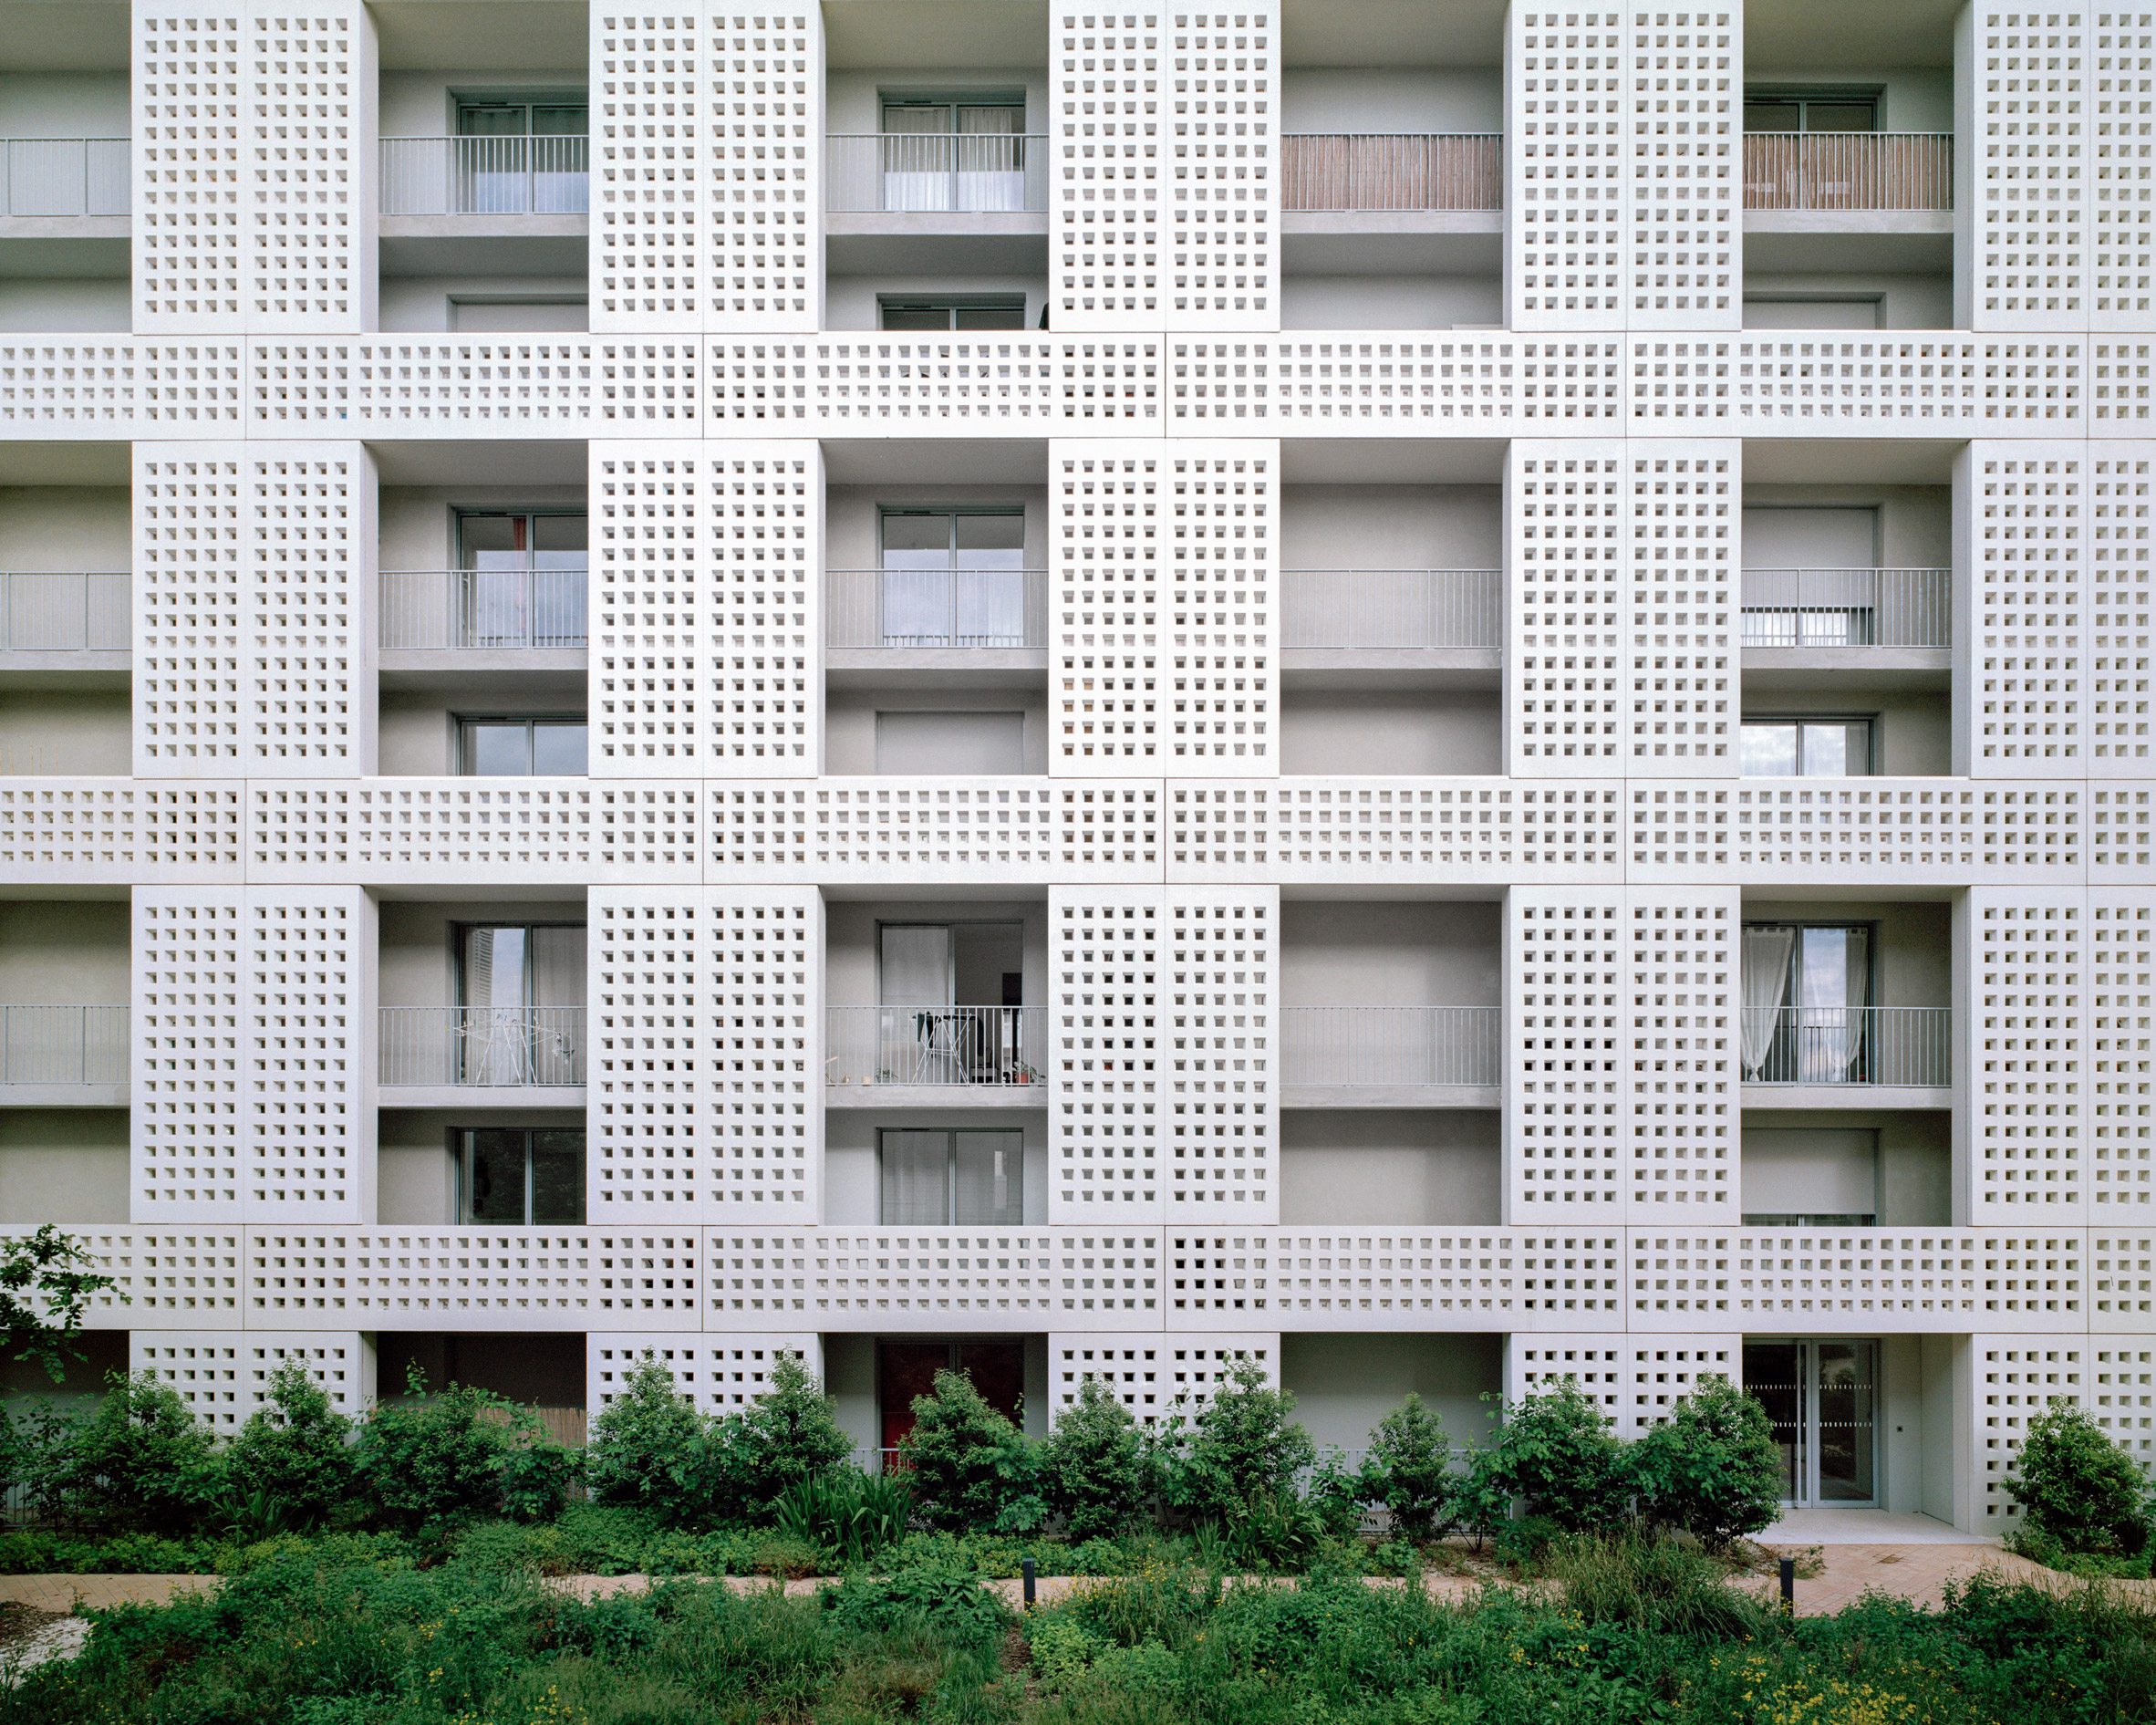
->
[1739,566,1951,667]
[0,1003,125,1104]
[1280,566,1500,670]
[1739,910,1952,1107]
[824,566,1050,680]
[380,568,589,660]
[1279,1004,1499,1097]
[378,1005,586,1094]
[825,1004,1049,1091]
[0,136,128,223]
[0,570,129,675]
[1738,1006,1951,1091]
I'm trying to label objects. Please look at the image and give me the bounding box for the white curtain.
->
[957,106,1024,212]
[1741,925,1795,1077]
[953,1130,1022,1224]
[881,1129,951,1223]
[1837,926,1871,1079]
[882,105,949,211]
[880,926,952,1083]
[530,926,586,1085]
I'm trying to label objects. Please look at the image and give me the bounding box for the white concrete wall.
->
[1280,900,1501,1007]
[1280,275,1504,331]
[0,74,130,135]
[826,688,1050,774]
[376,899,586,1011]
[0,899,128,1003]
[824,1330,878,1450]
[0,487,130,569]
[1741,899,1952,1013]
[1280,485,1501,571]
[824,1108,1049,1224]
[1279,1331,1503,1451]
[1280,690,1502,775]
[1740,1109,1952,1226]
[1280,1108,1501,1225]
[0,1107,127,1223]
[1280,69,1503,133]
[0,690,129,774]
[377,1106,584,1224]
[824,273,1046,330]
[0,281,130,333]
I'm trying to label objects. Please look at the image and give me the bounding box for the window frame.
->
[876,295,1031,331]
[876,1127,1025,1225]
[454,1126,586,1224]
[1741,87,1883,133]
[1738,713,1878,777]
[455,713,590,777]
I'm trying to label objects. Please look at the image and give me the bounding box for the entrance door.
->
[1743,1340,1878,1506]
[877,1340,1025,1451]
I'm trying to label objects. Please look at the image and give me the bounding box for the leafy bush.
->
[61,1370,223,1536]
[823,1562,1012,1646]
[2006,1398,2155,1558]
[772,1469,911,1564]
[1456,1379,1629,1536]
[731,1350,856,1515]
[585,1354,710,1524]
[1542,1526,1767,1637]
[899,1367,1043,1533]
[355,1366,577,1533]
[1359,1393,1456,1538]
[1037,1377,1149,1541]
[1626,1374,1783,1549]
[220,1359,357,1533]
[1158,1358,1315,1525]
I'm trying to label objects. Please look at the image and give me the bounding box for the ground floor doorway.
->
[876,1339,1025,1450]
[1743,1338,1879,1507]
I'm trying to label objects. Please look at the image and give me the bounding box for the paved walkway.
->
[0,1574,220,1614]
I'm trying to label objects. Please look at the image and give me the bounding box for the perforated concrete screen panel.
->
[0,0,2140,1534]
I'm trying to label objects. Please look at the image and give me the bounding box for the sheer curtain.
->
[957,105,1024,212]
[1741,925,1795,1078]
[882,105,948,211]
[880,926,953,1083]
[530,926,587,1085]
[881,1129,951,1223]
[953,1131,1022,1223]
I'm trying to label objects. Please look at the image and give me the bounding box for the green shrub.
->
[772,1468,910,1564]
[1542,1526,1767,1637]
[899,1367,1042,1533]
[220,1359,356,1533]
[732,1350,856,1516]
[1626,1374,1783,1550]
[0,1398,84,1530]
[1037,1376,1149,1542]
[355,1366,576,1533]
[61,1370,222,1537]
[585,1354,712,1524]
[1359,1393,1456,1538]
[1157,1357,1314,1525]
[823,1562,1012,1646]
[2006,1397,2155,1557]
[1456,1379,1628,1536]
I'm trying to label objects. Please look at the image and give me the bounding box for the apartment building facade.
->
[0,0,2145,1534]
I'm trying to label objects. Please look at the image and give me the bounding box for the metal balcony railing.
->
[1280,1006,1502,1087]
[0,1006,127,1085]
[1281,134,1503,212]
[379,570,588,650]
[1280,569,1503,650]
[0,574,130,651]
[826,134,1050,213]
[1742,134,1954,211]
[0,140,129,216]
[379,136,590,215]
[1738,1006,1950,1087]
[826,1005,1049,1088]
[825,569,1048,649]
[378,1007,586,1086]
[1740,568,1952,649]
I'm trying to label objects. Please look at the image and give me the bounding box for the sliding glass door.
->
[1743,1339,1878,1507]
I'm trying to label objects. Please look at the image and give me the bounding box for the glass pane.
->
[953,1130,1022,1224]
[530,1130,585,1223]
[954,304,1027,329]
[465,1128,524,1221]
[1744,101,1800,131]
[881,305,952,330]
[956,106,1021,134]
[459,105,528,136]
[953,510,1026,570]
[1742,1342,1802,1502]
[532,106,587,136]
[532,722,587,775]
[1816,1343,1877,1502]
[1806,103,1875,133]
[529,926,586,1009]
[1740,722,1798,776]
[880,512,953,568]
[881,1129,951,1224]
[461,926,528,1011]
[1799,722,1852,776]
[532,514,587,570]
[464,721,529,776]
[883,104,952,133]
[460,513,524,570]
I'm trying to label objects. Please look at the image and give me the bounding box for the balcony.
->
[377,135,589,309]
[1743,134,1953,213]
[825,567,1048,674]
[381,136,590,217]
[825,1005,1049,1098]
[378,1006,586,1097]
[1739,1007,1950,1094]
[1281,134,1501,213]
[379,570,587,668]
[0,573,130,671]
[1740,566,1951,678]
[0,139,129,219]
[1280,1006,1501,1107]
[1280,567,1500,667]
[826,133,1049,216]
[0,1004,127,1103]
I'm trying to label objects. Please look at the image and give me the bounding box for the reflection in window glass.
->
[458,1127,585,1223]
[1740,718,1871,776]
[878,1127,1022,1224]
[459,716,588,775]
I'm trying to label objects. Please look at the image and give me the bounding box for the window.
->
[455,99,589,213]
[458,1127,585,1223]
[1740,923,1873,1085]
[1740,718,1873,776]
[457,923,586,1085]
[458,716,588,776]
[1743,88,1879,132]
[456,512,587,649]
[879,97,1029,213]
[878,506,1028,646]
[878,296,1030,331]
[879,1128,1024,1224]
